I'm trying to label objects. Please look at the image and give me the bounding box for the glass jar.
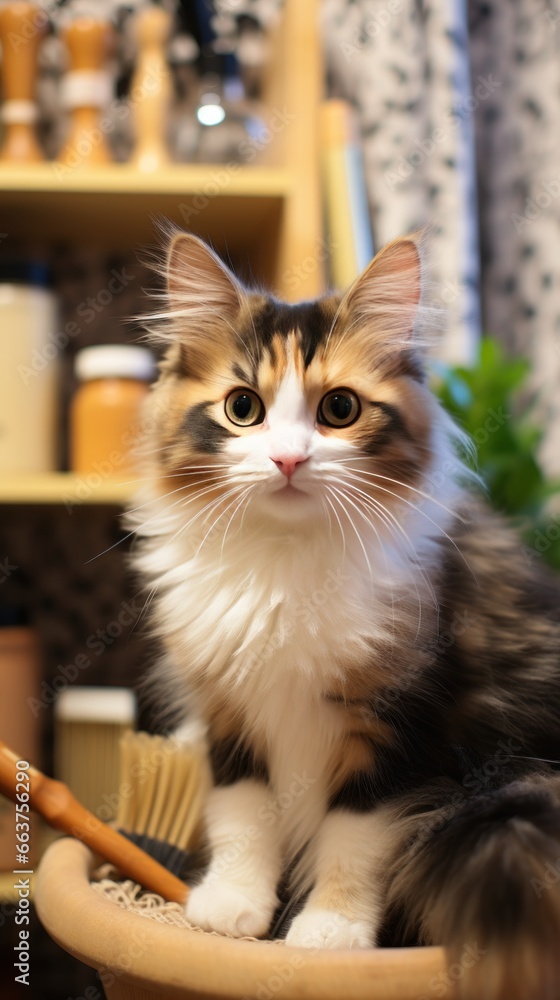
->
[0,261,59,473]
[70,345,155,476]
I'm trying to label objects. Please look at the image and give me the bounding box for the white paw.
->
[186,878,276,938]
[285,908,373,949]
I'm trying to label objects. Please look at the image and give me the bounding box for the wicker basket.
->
[35,838,454,1000]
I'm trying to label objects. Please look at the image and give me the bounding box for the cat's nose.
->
[271,455,308,479]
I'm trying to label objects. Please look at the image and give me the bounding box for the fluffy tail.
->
[389,776,560,1000]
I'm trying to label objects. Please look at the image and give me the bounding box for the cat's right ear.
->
[163,234,244,372]
[167,232,243,327]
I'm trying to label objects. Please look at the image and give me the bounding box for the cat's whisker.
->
[128,480,235,539]
[334,474,439,614]
[218,485,256,560]
[320,495,334,536]
[330,482,393,598]
[126,474,234,515]
[348,474,474,578]
[192,481,253,560]
[132,584,159,635]
[332,481,416,635]
[323,492,346,557]
[165,485,247,556]
[334,465,473,578]
[325,485,374,585]
[334,462,460,520]
[337,481,433,635]
[90,477,234,562]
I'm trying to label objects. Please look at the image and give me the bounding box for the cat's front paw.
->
[186,878,276,938]
[285,908,373,949]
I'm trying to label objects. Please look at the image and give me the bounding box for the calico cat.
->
[129,231,560,1000]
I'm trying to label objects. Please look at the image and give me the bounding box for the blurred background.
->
[0,0,559,996]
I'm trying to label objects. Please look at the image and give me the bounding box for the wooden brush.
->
[0,737,206,904]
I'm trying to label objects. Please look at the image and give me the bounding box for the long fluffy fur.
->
[129,231,560,999]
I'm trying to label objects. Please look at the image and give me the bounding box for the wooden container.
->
[35,838,455,1000]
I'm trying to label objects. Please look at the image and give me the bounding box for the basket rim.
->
[35,837,451,1000]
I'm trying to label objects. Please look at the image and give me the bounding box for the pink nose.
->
[271,456,308,480]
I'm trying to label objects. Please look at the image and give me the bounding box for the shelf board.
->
[0,163,289,258]
[0,473,133,506]
[0,162,290,196]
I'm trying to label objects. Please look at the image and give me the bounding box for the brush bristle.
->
[117,731,211,852]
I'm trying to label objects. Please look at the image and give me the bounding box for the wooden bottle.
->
[57,15,113,169]
[0,2,45,163]
[129,4,172,172]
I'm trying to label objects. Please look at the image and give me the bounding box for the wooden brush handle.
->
[0,741,188,905]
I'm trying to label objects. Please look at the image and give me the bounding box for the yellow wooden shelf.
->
[0,162,290,196]
[0,473,134,506]
[0,163,290,267]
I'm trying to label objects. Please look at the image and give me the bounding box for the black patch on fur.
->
[238,296,426,380]
[209,737,269,786]
[232,362,252,385]
[185,401,234,453]
[361,400,412,455]
[329,772,379,812]
[391,779,560,953]
[240,298,336,371]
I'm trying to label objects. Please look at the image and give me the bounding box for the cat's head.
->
[142,232,447,533]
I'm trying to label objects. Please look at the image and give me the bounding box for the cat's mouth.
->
[278,483,305,496]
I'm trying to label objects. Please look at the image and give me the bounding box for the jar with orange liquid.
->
[70,345,155,477]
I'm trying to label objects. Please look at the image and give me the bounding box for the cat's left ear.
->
[163,232,245,372]
[341,235,422,346]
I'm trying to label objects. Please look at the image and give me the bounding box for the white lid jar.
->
[70,344,155,478]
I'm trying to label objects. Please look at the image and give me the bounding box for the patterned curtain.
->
[219,0,560,472]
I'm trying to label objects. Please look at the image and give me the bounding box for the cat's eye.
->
[225,389,265,427]
[318,389,361,428]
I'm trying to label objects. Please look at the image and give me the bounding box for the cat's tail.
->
[388,774,560,1000]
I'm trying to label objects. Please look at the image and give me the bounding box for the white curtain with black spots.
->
[220,0,560,471]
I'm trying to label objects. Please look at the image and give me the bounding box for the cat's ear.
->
[342,235,422,347]
[163,232,245,372]
[167,232,243,323]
